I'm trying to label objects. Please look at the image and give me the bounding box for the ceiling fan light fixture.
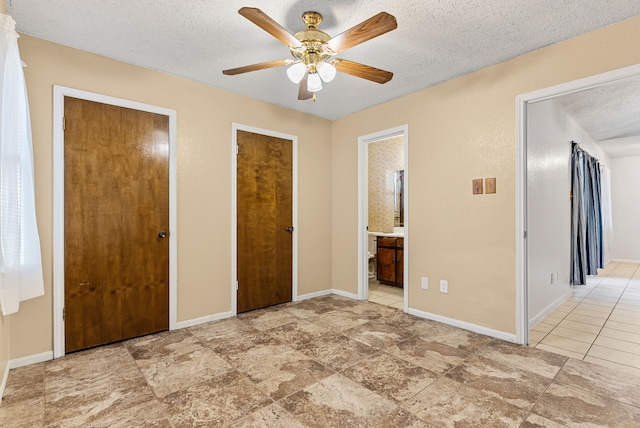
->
[317,61,336,82]
[307,72,323,92]
[287,62,307,84]
[223,8,398,101]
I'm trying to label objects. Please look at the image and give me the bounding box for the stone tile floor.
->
[1,294,640,427]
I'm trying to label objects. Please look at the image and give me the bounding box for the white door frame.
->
[52,86,178,358]
[358,125,409,310]
[515,63,640,345]
[230,123,299,315]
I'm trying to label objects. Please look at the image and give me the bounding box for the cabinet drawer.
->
[377,237,397,247]
[397,238,404,248]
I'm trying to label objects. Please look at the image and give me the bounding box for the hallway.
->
[530,262,640,375]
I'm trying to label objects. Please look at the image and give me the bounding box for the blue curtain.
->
[570,142,603,285]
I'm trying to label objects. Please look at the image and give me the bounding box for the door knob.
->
[158,231,167,239]
[285,226,294,232]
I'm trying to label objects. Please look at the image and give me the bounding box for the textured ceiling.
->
[554,76,640,158]
[8,1,640,120]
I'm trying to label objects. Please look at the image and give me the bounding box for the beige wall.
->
[332,15,640,334]
[10,35,332,359]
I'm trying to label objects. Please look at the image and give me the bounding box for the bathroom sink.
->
[368,231,404,238]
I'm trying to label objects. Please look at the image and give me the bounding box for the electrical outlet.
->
[551,272,555,285]
[421,277,429,290]
[440,280,448,294]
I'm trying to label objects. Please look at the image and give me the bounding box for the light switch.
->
[472,179,483,195]
[421,277,429,290]
[485,177,496,194]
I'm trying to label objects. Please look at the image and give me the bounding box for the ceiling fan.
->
[222,8,398,101]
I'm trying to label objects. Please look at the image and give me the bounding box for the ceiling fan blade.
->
[334,59,393,84]
[223,59,291,75]
[298,78,313,100]
[238,7,302,48]
[327,12,397,54]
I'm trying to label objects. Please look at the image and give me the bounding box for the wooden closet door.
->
[236,130,293,312]
[64,96,169,352]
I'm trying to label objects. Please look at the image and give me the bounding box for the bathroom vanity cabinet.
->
[376,237,403,287]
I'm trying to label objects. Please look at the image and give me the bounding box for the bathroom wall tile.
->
[368,136,404,233]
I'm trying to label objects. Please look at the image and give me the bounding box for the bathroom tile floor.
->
[530,262,640,376]
[368,279,404,309]
[3,294,640,427]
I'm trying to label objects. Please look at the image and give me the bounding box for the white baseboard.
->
[173,311,234,330]
[298,289,361,301]
[9,351,53,369]
[331,292,515,343]
[1,351,54,401]
[175,290,358,328]
[330,289,360,300]
[610,259,640,264]
[296,289,333,301]
[407,307,518,343]
[529,289,573,329]
[0,361,9,403]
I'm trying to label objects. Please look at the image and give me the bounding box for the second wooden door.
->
[236,130,293,313]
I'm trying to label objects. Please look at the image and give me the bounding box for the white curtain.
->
[600,164,614,265]
[0,14,44,315]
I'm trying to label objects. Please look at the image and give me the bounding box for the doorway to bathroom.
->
[358,125,408,311]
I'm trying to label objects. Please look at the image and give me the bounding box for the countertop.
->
[368,231,404,238]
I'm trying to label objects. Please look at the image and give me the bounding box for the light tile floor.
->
[368,279,404,309]
[530,261,640,376]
